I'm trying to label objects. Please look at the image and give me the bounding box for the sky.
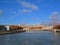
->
[0,0,60,25]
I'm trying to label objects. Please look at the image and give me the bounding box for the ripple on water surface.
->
[0,31,60,45]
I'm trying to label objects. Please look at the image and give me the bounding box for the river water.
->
[0,30,60,45]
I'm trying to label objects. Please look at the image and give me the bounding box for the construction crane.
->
[50,12,60,26]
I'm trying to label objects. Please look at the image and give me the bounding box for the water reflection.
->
[0,31,60,45]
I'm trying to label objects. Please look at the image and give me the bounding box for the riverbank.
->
[0,30,26,35]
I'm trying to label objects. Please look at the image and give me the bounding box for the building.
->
[0,25,7,31]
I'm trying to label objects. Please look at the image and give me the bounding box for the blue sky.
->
[0,0,60,25]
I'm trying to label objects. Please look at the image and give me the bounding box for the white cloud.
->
[0,9,2,15]
[8,13,20,21]
[52,12,58,15]
[12,11,18,14]
[49,11,59,19]
[8,0,39,21]
[19,9,32,13]
[17,1,38,10]
[50,11,60,24]
[8,9,31,21]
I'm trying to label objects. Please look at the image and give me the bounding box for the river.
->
[0,30,60,45]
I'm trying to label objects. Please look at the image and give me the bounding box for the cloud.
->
[8,9,31,21]
[49,11,59,20]
[52,11,58,15]
[12,10,18,14]
[8,0,39,21]
[0,9,2,15]
[17,1,38,10]
[50,11,60,24]
[51,12,59,17]
[8,12,20,21]
[19,9,32,13]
